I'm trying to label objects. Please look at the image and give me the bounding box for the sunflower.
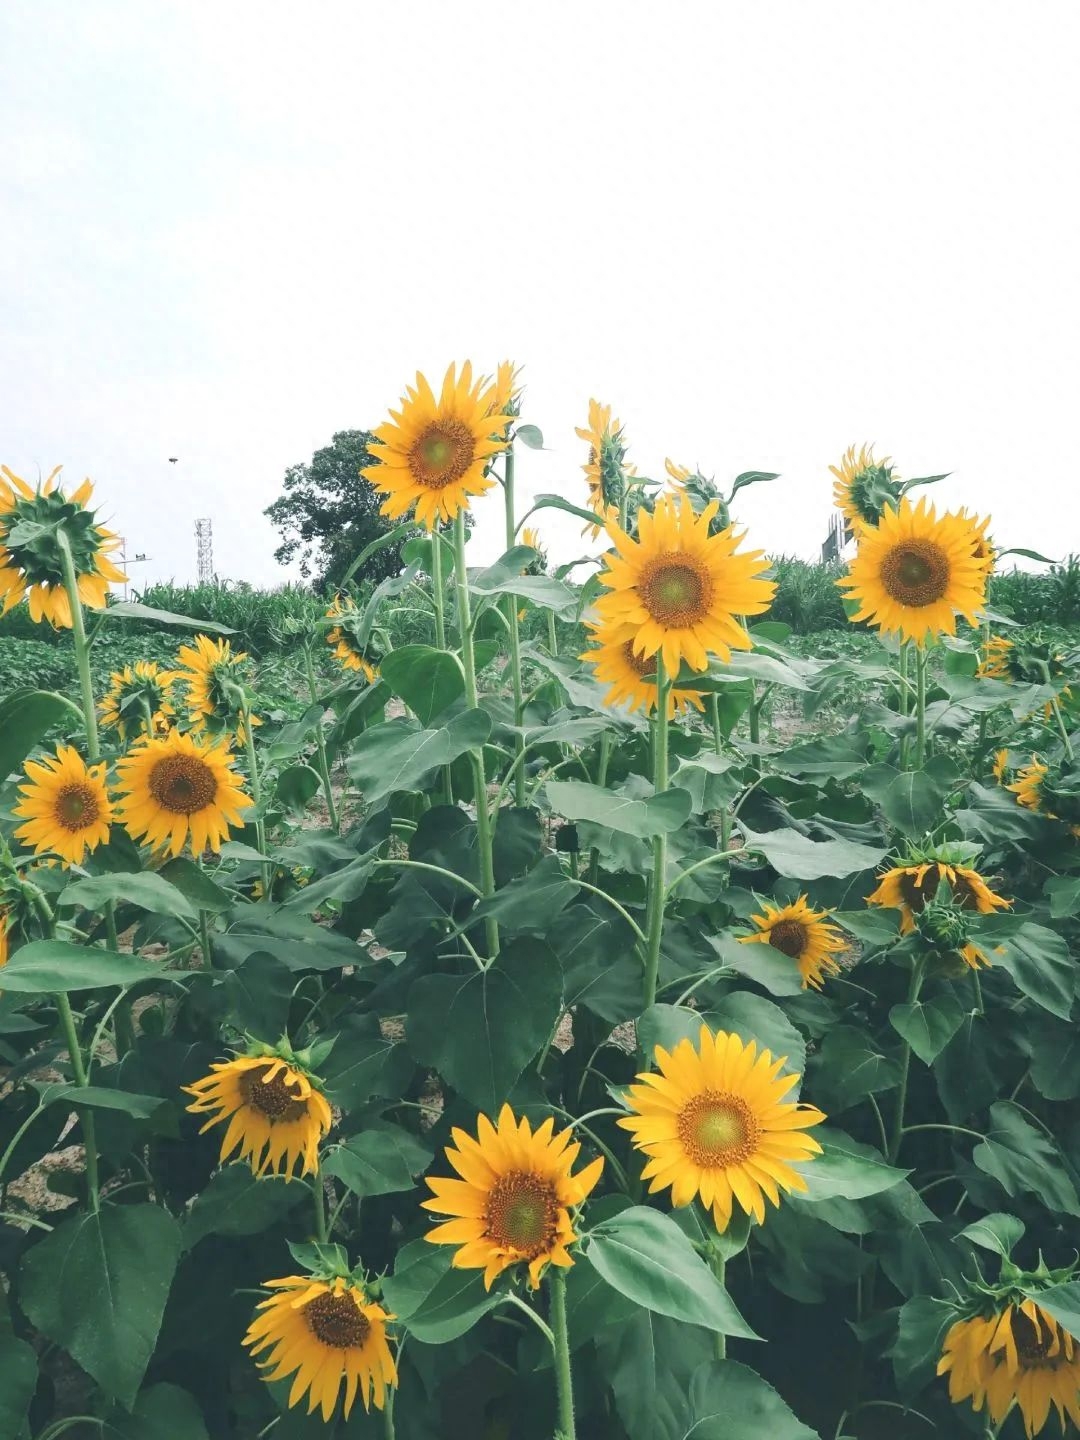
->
[13,746,113,867]
[184,1051,332,1178]
[173,633,259,741]
[115,728,249,857]
[837,497,988,644]
[979,634,1015,680]
[0,466,127,627]
[829,444,901,532]
[592,494,774,677]
[325,596,378,680]
[490,360,523,419]
[581,623,705,718]
[619,1024,825,1231]
[244,1274,397,1420]
[739,895,849,990]
[992,748,1011,784]
[422,1104,604,1290]
[1009,757,1080,836]
[576,399,634,537]
[938,1299,1080,1437]
[664,458,693,490]
[362,362,509,529]
[957,507,997,570]
[867,859,1010,968]
[0,909,10,971]
[99,660,177,744]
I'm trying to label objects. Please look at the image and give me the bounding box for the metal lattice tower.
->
[195,518,214,584]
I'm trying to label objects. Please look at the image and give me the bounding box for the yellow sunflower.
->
[325,596,378,680]
[173,633,259,742]
[0,909,10,971]
[593,494,775,677]
[576,398,634,537]
[829,443,901,532]
[837,497,988,644]
[490,360,523,418]
[957,507,996,570]
[422,1104,604,1290]
[581,623,705,718]
[739,895,848,990]
[13,746,113,867]
[992,748,1011,784]
[618,1024,825,1231]
[244,1273,397,1420]
[184,1052,332,1178]
[979,634,1015,680]
[867,860,1010,968]
[664,458,693,490]
[114,728,249,857]
[99,660,177,744]
[362,362,509,529]
[0,466,127,627]
[1008,757,1080,836]
[938,1299,1080,1437]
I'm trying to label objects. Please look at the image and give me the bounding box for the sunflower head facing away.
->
[115,727,249,858]
[244,1270,397,1420]
[992,748,1012,784]
[362,363,510,529]
[0,466,127,627]
[867,850,1010,969]
[739,895,849,990]
[173,633,259,741]
[618,1024,825,1232]
[592,494,775,677]
[837,496,988,644]
[829,444,901,532]
[13,745,114,867]
[325,596,378,681]
[99,660,177,744]
[576,399,634,537]
[938,1297,1080,1437]
[184,1047,332,1178]
[581,623,706,719]
[423,1104,604,1290]
[490,360,523,419]
[1009,756,1080,835]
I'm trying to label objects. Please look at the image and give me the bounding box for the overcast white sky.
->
[2,1,1078,589]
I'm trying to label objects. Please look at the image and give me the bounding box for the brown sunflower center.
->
[147,754,218,814]
[768,918,808,957]
[54,783,100,831]
[678,1091,761,1168]
[1011,1308,1061,1370]
[239,1064,309,1123]
[484,1171,560,1257]
[409,420,475,490]
[879,540,950,609]
[898,868,978,915]
[639,554,710,627]
[304,1291,370,1350]
[622,642,654,679]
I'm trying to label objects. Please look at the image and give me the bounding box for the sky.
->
[2,1,1078,591]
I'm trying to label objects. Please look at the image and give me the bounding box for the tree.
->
[264,430,413,591]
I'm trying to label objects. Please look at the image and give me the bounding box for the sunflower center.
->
[484,1171,559,1257]
[305,1292,370,1350]
[678,1091,760,1168]
[622,642,654,679]
[768,918,808,957]
[239,1064,309,1123]
[409,420,475,490]
[147,754,218,814]
[879,540,950,608]
[640,555,710,628]
[54,783,100,831]
[898,868,978,915]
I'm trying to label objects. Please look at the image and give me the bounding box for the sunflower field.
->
[2,374,1080,1440]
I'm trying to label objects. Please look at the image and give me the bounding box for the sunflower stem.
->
[914,646,928,770]
[642,657,671,1012]
[888,959,924,1164]
[302,643,338,831]
[56,530,101,762]
[549,1269,577,1440]
[430,522,448,650]
[243,715,273,898]
[199,907,214,968]
[546,608,558,656]
[56,991,100,1213]
[311,1159,327,1243]
[587,731,612,886]
[452,511,499,958]
[710,1250,727,1359]
[502,444,528,808]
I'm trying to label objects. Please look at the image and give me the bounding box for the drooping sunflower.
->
[115,728,249,857]
[938,1299,1080,1437]
[979,634,1016,680]
[992,748,1012,784]
[422,1104,604,1290]
[837,497,988,644]
[867,857,1010,968]
[576,399,634,537]
[664,457,693,490]
[173,633,259,741]
[0,909,10,971]
[581,623,705,718]
[618,1024,825,1231]
[739,895,849,990]
[490,360,523,419]
[592,494,775,677]
[184,1050,332,1178]
[244,1273,397,1420]
[325,596,378,681]
[829,443,901,532]
[0,466,127,627]
[13,746,114,867]
[1009,757,1080,836]
[99,660,177,744]
[362,362,510,528]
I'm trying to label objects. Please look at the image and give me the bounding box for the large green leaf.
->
[379,644,465,724]
[459,855,576,936]
[104,601,235,634]
[346,709,491,805]
[469,552,579,617]
[219,951,295,1038]
[546,780,692,838]
[322,1124,432,1198]
[1031,1281,1080,1343]
[796,1129,909,1202]
[275,764,322,817]
[60,871,199,923]
[0,688,82,781]
[407,938,563,1110]
[861,757,959,837]
[321,1015,415,1110]
[183,1165,306,1249]
[586,1208,757,1338]
[597,1311,714,1440]
[889,991,966,1065]
[959,1212,1025,1258]
[738,826,887,880]
[675,1360,818,1439]
[972,1101,1080,1215]
[772,736,867,779]
[39,1083,171,1122]
[977,919,1078,1019]
[811,1026,902,1110]
[155,857,232,915]
[638,999,805,1083]
[890,1296,957,1388]
[382,1239,500,1343]
[0,1334,37,1439]
[19,1203,182,1406]
[0,940,166,992]
[557,900,642,1024]
[103,1382,210,1439]
[1029,1015,1080,1100]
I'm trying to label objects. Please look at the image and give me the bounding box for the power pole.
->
[115,539,152,601]
[195,518,214,585]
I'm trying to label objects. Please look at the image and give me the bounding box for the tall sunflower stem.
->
[57,530,101,762]
[546,609,558,657]
[302,644,339,831]
[503,445,527,807]
[430,523,448,650]
[549,1269,577,1440]
[199,908,214,968]
[709,1248,727,1359]
[914,647,928,770]
[888,960,924,1164]
[243,717,273,897]
[56,991,100,1212]
[587,732,612,886]
[311,1160,327,1243]
[452,512,499,958]
[642,658,671,1012]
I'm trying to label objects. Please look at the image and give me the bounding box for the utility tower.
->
[195,518,214,585]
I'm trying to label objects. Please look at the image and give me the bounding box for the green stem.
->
[56,531,101,761]
[312,1160,327,1242]
[503,445,527,808]
[199,908,213,968]
[710,1250,727,1359]
[587,732,612,886]
[549,1269,577,1440]
[243,717,272,897]
[546,609,558,656]
[709,693,723,754]
[663,847,745,901]
[303,645,339,831]
[642,657,671,1011]
[914,646,928,770]
[430,524,448,650]
[747,684,760,746]
[453,512,499,958]
[56,992,100,1212]
[888,960,924,1164]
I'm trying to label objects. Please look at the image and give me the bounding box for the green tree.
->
[264,430,413,590]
